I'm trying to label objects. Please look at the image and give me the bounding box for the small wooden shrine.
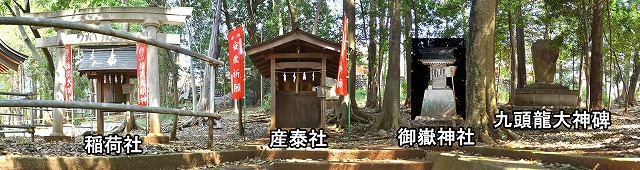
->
[247,29,340,132]
[26,7,191,141]
[78,45,137,104]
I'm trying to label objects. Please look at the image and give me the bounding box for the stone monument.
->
[514,39,579,106]
[419,47,457,118]
[532,39,560,83]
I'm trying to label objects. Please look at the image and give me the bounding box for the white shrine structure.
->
[419,47,458,118]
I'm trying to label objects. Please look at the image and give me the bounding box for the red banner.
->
[136,43,148,106]
[64,45,73,101]
[228,26,245,99]
[336,16,349,96]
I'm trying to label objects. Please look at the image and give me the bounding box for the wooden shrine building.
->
[247,29,340,132]
[78,45,137,105]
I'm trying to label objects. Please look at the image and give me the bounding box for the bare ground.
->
[0,106,638,160]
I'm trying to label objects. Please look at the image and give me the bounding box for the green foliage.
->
[400,80,407,101]
[355,88,367,105]
[261,93,271,112]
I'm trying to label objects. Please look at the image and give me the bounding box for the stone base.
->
[421,89,457,118]
[514,88,579,106]
[43,135,72,142]
[143,135,170,144]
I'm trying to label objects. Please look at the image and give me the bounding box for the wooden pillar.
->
[97,75,104,134]
[321,58,326,129]
[123,75,132,135]
[95,21,112,135]
[44,29,70,142]
[269,55,277,132]
[143,18,169,144]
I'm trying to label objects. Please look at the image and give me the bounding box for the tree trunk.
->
[365,0,379,109]
[286,0,299,29]
[582,0,591,108]
[170,50,180,140]
[628,50,640,106]
[222,0,233,31]
[276,0,283,35]
[179,65,213,128]
[180,0,224,127]
[403,4,412,107]
[376,0,388,108]
[508,2,517,105]
[515,2,526,88]
[244,0,260,45]
[311,0,322,35]
[464,0,498,144]
[606,0,614,109]
[579,0,586,105]
[371,0,407,131]
[589,0,604,110]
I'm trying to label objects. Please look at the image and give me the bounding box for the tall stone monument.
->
[532,39,559,83]
[514,39,579,106]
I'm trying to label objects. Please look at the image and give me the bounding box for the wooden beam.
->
[23,7,193,29]
[0,100,222,119]
[247,33,299,56]
[268,53,330,59]
[253,56,269,66]
[247,31,339,56]
[257,64,270,72]
[0,92,33,96]
[23,7,193,18]
[0,17,223,66]
[35,33,181,48]
[320,58,326,129]
[269,58,277,132]
[275,62,321,69]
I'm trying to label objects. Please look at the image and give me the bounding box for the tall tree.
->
[371,0,406,131]
[590,0,604,110]
[402,0,412,107]
[515,0,526,88]
[465,0,518,144]
[627,49,640,106]
[507,0,517,104]
[311,0,322,34]
[581,0,591,108]
[376,0,388,108]
[245,0,260,45]
[365,0,379,108]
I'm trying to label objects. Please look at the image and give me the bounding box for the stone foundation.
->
[514,89,579,106]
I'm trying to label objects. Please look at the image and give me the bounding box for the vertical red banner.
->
[336,16,349,96]
[227,26,245,99]
[64,45,73,101]
[136,43,148,106]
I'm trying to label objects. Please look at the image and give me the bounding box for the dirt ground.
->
[0,106,638,159]
[495,108,640,158]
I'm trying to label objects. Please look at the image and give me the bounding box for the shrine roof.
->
[0,38,28,73]
[78,45,137,75]
[246,29,341,78]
